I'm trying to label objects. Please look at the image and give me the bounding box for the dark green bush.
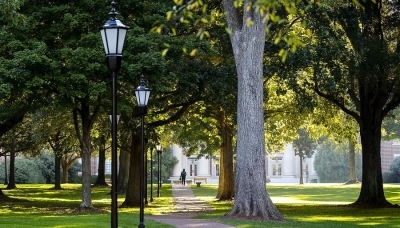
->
[14,158,46,184]
[382,172,398,183]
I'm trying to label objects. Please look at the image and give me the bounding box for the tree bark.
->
[117,148,130,194]
[79,144,93,209]
[61,155,70,183]
[122,133,141,207]
[223,0,284,220]
[94,135,108,186]
[216,110,235,200]
[346,140,358,184]
[73,102,99,210]
[61,154,79,183]
[54,154,62,189]
[6,138,16,190]
[354,101,388,206]
[299,156,304,185]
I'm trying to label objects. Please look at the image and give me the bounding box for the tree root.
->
[72,206,106,214]
[344,180,360,185]
[349,200,399,208]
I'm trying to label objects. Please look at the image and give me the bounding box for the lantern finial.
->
[109,1,118,20]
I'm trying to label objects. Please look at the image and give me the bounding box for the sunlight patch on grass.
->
[273,196,352,205]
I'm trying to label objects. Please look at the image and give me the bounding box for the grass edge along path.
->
[191,183,400,228]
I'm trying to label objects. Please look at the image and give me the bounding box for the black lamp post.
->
[100,2,128,228]
[150,147,154,202]
[135,75,151,228]
[145,146,148,205]
[156,144,162,197]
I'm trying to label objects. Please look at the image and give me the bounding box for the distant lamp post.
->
[100,2,129,228]
[135,75,151,228]
[150,147,154,202]
[156,144,163,197]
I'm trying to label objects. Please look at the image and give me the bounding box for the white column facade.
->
[282,144,295,176]
[171,144,183,177]
[197,157,209,176]
[308,151,319,181]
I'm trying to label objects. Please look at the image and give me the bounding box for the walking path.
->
[147,184,234,228]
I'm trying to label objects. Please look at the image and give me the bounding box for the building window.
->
[105,160,111,174]
[190,164,198,176]
[216,164,220,176]
[273,164,282,176]
[305,164,309,176]
[278,164,282,175]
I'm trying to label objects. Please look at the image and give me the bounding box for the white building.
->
[169,144,319,184]
[267,144,319,183]
[169,144,220,184]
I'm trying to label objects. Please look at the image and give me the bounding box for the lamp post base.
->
[138,223,145,228]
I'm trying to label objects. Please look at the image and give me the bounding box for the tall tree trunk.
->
[61,156,69,183]
[79,140,93,209]
[117,148,130,194]
[94,135,108,186]
[122,133,141,207]
[61,154,79,184]
[73,102,99,211]
[54,154,62,189]
[216,110,235,200]
[223,0,284,220]
[355,108,388,206]
[346,140,358,184]
[299,156,304,185]
[6,137,16,189]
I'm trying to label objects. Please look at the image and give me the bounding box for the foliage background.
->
[314,140,362,183]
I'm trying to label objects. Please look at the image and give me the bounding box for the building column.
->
[282,144,295,176]
[197,157,209,176]
[171,144,183,177]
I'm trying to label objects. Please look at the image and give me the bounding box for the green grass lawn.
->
[191,183,400,227]
[0,184,174,228]
[1,183,400,227]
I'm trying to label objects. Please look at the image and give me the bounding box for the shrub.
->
[14,158,46,184]
[382,172,398,183]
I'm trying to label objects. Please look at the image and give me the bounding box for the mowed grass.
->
[0,184,175,228]
[191,183,400,228]
[1,183,400,227]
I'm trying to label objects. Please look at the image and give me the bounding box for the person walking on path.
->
[180,169,187,186]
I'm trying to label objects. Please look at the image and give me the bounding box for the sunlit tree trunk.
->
[122,133,141,207]
[73,102,99,211]
[216,110,235,200]
[117,149,130,194]
[223,0,284,220]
